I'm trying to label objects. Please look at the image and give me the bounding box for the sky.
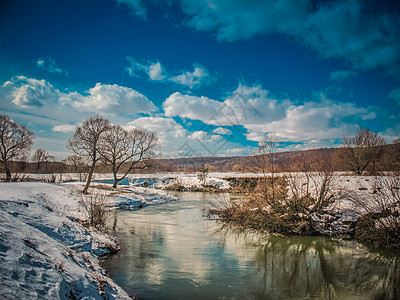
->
[0,0,399,160]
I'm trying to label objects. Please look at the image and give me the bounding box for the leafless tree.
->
[342,128,386,175]
[0,115,34,181]
[62,154,88,181]
[98,124,159,188]
[32,148,56,171]
[67,114,110,194]
[250,134,283,206]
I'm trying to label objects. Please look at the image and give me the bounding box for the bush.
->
[80,192,111,230]
[352,173,400,249]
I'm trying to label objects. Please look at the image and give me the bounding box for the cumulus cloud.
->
[169,64,210,88]
[69,83,157,115]
[124,116,187,146]
[213,127,231,135]
[1,76,157,120]
[36,57,68,76]
[245,99,371,142]
[179,0,400,78]
[163,83,377,148]
[125,57,211,88]
[164,83,290,126]
[52,124,76,133]
[1,76,60,108]
[189,130,221,142]
[126,57,166,81]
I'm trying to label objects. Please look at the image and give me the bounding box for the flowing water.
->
[101,191,400,300]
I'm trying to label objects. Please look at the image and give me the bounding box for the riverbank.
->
[0,182,177,299]
[208,173,400,250]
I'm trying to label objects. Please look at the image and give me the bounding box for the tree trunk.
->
[83,162,96,194]
[4,162,11,182]
[112,170,119,188]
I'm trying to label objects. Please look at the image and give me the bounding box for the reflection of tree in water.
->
[103,210,165,292]
[217,225,399,300]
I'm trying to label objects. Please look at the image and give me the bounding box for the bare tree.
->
[32,148,56,171]
[0,115,34,181]
[98,124,159,188]
[67,114,110,194]
[250,134,283,206]
[342,128,386,175]
[62,154,88,181]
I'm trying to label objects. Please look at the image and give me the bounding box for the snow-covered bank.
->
[0,182,132,299]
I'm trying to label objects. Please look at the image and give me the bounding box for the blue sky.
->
[0,0,399,159]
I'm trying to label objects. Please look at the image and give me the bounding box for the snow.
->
[0,182,132,299]
[110,186,178,209]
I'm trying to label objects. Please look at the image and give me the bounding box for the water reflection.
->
[218,226,400,299]
[101,192,400,300]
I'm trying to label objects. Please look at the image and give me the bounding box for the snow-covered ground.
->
[0,182,175,299]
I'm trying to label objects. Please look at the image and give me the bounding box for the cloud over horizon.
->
[163,83,377,146]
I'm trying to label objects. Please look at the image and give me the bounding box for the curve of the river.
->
[101,191,400,300]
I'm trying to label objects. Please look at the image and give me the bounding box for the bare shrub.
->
[197,164,209,186]
[351,173,400,249]
[11,172,28,182]
[286,157,338,217]
[81,192,111,230]
[40,173,63,183]
[211,136,340,235]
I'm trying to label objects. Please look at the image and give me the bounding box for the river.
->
[101,191,400,300]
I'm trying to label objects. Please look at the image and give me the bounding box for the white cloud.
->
[36,57,68,76]
[124,116,187,147]
[148,61,166,81]
[69,83,157,115]
[213,127,231,135]
[164,83,290,126]
[163,83,377,148]
[52,124,76,133]
[189,130,221,142]
[1,76,157,116]
[125,57,211,88]
[126,57,166,81]
[2,76,60,108]
[169,64,210,88]
[245,99,372,143]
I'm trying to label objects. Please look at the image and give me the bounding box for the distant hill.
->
[147,147,340,173]
[5,143,397,175]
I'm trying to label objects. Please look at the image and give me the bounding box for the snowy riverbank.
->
[0,182,175,299]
